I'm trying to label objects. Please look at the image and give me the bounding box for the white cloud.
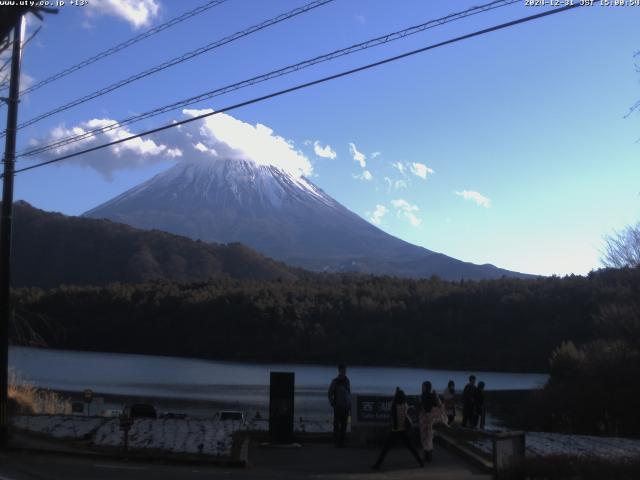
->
[391,161,406,175]
[85,0,161,29]
[384,176,407,191]
[30,118,176,179]
[391,198,422,227]
[409,162,434,180]
[371,151,381,159]
[182,108,312,177]
[368,204,388,226]
[348,142,366,168]
[391,199,418,211]
[166,148,183,158]
[194,142,212,154]
[455,190,492,208]
[20,72,34,91]
[354,170,373,181]
[32,109,312,179]
[313,141,336,159]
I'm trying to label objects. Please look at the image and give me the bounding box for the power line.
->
[0,0,229,95]
[0,26,41,84]
[19,0,520,158]
[7,3,581,178]
[7,0,335,135]
[0,25,41,100]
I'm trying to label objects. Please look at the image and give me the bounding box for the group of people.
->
[461,374,486,429]
[327,366,487,470]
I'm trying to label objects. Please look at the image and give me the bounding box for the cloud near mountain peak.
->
[30,109,313,180]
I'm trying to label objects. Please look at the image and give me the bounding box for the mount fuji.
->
[84,157,530,280]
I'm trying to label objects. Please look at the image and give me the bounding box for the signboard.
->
[351,394,421,426]
[83,389,93,403]
[355,395,393,423]
[83,389,94,416]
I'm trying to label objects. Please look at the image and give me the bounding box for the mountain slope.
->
[10,201,300,288]
[84,157,532,280]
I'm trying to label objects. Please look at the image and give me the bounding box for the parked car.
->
[102,409,122,418]
[159,412,187,419]
[122,403,158,419]
[214,410,244,422]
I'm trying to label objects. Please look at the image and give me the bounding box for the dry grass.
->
[8,369,70,415]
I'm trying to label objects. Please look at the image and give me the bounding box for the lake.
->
[9,347,547,419]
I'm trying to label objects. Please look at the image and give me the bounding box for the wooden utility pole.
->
[0,15,23,449]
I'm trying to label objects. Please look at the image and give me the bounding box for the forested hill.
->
[14,267,640,372]
[9,201,301,287]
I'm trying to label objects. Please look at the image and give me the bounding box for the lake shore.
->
[12,344,549,375]
[10,346,548,424]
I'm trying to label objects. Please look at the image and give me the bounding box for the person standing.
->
[418,381,444,463]
[441,380,456,425]
[372,388,424,470]
[462,375,477,428]
[474,381,486,429]
[328,364,351,447]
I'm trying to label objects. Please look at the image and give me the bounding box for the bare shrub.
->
[8,370,70,415]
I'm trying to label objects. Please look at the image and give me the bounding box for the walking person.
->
[462,375,477,428]
[328,364,351,447]
[372,388,424,470]
[441,380,456,425]
[418,381,445,463]
[474,381,486,429]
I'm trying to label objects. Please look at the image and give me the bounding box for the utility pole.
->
[0,15,23,449]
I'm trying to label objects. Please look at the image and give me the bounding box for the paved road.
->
[0,443,490,479]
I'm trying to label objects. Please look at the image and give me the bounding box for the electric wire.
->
[0,25,41,91]
[0,0,229,95]
[19,0,520,158]
[7,0,335,135]
[6,3,581,178]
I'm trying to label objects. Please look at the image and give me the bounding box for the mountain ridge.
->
[9,201,301,288]
[83,157,533,280]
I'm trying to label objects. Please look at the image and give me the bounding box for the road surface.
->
[0,442,490,479]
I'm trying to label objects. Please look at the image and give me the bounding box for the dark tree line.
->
[524,268,640,436]
[12,267,639,375]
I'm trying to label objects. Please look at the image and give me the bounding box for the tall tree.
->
[602,222,640,268]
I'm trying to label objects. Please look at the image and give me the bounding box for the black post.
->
[0,16,23,449]
[268,372,295,444]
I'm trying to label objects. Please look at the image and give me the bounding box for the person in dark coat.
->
[462,375,477,428]
[328,364,351,447]
[474,381,486,429]
[372,388,424,470]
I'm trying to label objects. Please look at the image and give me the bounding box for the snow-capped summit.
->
[84,157,530,280]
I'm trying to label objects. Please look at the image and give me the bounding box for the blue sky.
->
[6,0,640,276]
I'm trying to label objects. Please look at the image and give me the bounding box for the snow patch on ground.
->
[470,432,640,460]
[12,415,106,439]
[11,415,334,457]
[94,418,242,456]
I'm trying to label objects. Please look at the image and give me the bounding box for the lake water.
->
[9,347,548,419]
